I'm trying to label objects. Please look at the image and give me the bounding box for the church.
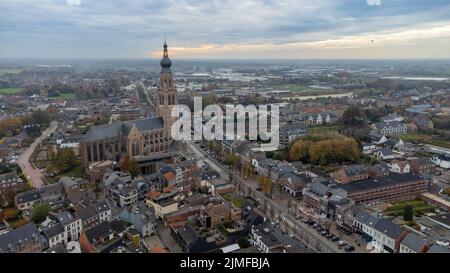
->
[80,42,179,175]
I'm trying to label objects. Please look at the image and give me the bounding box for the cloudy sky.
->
[1,0,450,59]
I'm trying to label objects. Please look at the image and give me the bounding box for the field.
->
[399,133,450,149]
[0,68,22,76]
[284,85,339,95]
[51,93,77,100]
[384,199,436,217]
[0,87,24,95]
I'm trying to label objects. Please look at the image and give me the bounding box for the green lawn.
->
[46,161,85,184]
[0,87,24,95]
[384,199,437,216]
[399,133,450,149]
[0,68,22,76]
[51,93,76,100]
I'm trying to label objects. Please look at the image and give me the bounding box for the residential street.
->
[17,121,58,189]
[185,140,351,253]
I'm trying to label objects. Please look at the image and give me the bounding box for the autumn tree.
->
[54,148,77,172]
[120,154,139,177]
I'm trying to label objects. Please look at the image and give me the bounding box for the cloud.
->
[0,0,449,58]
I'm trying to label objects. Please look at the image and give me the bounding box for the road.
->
[185,140,344,253]
[17,121,58,189]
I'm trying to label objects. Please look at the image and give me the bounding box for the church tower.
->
[157,41,179,139]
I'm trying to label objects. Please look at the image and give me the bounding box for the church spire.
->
[160,40,172,73]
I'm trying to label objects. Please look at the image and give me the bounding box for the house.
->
[171,223,232,253]
[353,211,379,242]
[145,189,180,219]
[192,168,221,189]
[361,142,377,155]
[80,221,122,253]
[43,223,66,248]
[332,165,369,184]
[374,148,396,160]
[206,178,234,196]
[410,158,435,174]
[49,211,82,243]
[249,221,308,253]
[281,173,311,197]
[427,244,450,253]
[399,233,429,253]
[105,172,155,208]
[371,121,407,136]
[302,180,333,215]
[369,132,387,145]
[15,190,42,213]
[75,200,111,230]
[0,171,23,194]
[118,204,156,237]
[372,219,408,253]
[388,160,410,174]
[0,223,42,253]
[368,163,390,178]
[279,124,308,148]
[431,155,450,169]
[39,182,65,210]
[413,115,433,129]
[383,137,404,151]
[60,176,83,205]
[381,114,404,123]
[199,202,242,229]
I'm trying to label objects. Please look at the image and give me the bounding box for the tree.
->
[237,237,250,248]
[31,110,52,126]
[31,204,51,223]
[55,148,76,172]
[224,153,238,168]
[340,105,367,128]
[403,205,414,222]
[120,154,139,177]
[288,140,312,162]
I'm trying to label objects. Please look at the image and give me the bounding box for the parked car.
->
[320,230,328,236]
[326,233,334,239]
[345,245,355,252]
[331,236,340,242]
[338,240,347,247]
[316,227,324,232]
[312,223,319,229]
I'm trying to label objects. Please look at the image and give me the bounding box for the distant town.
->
[1,45,450,254]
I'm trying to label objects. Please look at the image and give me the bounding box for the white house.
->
[431,155,450,169]
[372,219,406,253]
[388,160,410,174]
[373,149,396,160]
[353,212,379,242]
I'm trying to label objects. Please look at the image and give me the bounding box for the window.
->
[132,140,140,156]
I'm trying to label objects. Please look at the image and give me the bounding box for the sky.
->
[1,0,450,59]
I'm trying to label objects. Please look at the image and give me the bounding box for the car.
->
[295,215,302,219]
[345,245,355,252]
[312,223,319,229]
[338,240,347,247]
[331,236,339,242]
[320,230,328,236]
[316,227,324,232]
[307,221,315,226]
[326,233,334,239]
